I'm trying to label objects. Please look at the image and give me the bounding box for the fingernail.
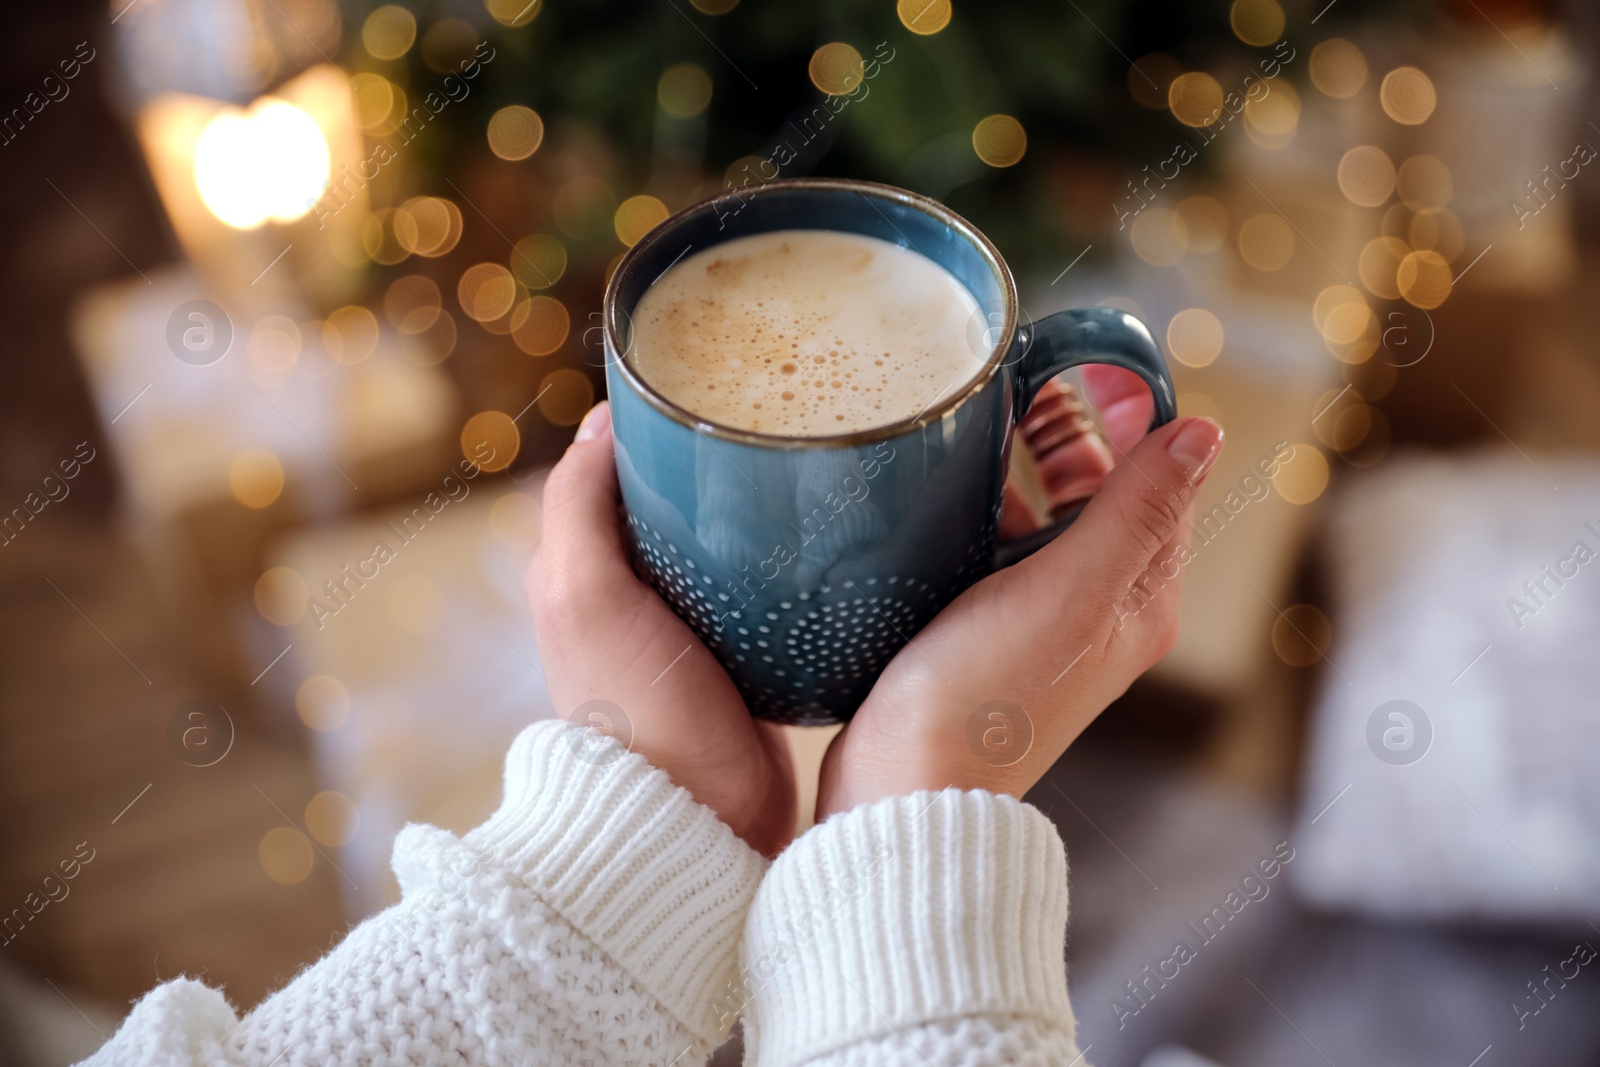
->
[574,403,610,443]
[1167,418,1223,484]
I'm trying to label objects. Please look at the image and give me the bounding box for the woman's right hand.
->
[817,400,1223,819]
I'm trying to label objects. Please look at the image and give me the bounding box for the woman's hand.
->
[529,402,796,857]
[818,382,1223,818]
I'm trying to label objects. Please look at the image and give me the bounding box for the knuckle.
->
[1123,481,1189,550]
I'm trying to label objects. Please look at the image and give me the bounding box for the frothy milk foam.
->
[628,230,986,437]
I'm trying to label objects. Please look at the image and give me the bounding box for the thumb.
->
[1025,416,1223,596]
[530,402,632,612]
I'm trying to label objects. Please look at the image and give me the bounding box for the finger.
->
[530,403,634,608]
[1081,364,1154,452]
[1021,416,1222,602]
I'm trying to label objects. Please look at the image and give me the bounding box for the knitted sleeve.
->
[75,721,767,1067]
[739,789,1082,1067]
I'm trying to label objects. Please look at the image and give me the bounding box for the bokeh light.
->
[246,316,301,387]
[1272,604,1332,667]
[1175,195,1228,253]
[403,196,463,257]
[1309,38,1367,98]
[384,275,442,334]
[614,195,670,246]
[230,450,284,509]
[485,0,541,27]
[324,306,379,364]
[512,234,567,290]
[401,309,457,366]
[297,675,350,732]
[258,827,314,885]
[362,5,417,60]
[1238,213,1294,271]
[1130,207,1188,266]
[462,412,520,472]
[658,63,713,119]
[1169,72,1224,127]
[1408,207,1465,260]
[539,369,596,426]
[1167,308,1225,368]
[1244,79,1299,147]
[809,43,865,96]
[512,296,570,356]
[1381,66,1437,125]
[458,263,519,323]
[194,100,330,229]
[254,567,308,626]
[362,207,416,265]
[487,105,544,161]
[1337,145,1396,207]
[1271,444,1330,504]
[898,0,952,35]
[1397,249,1453,308]
[1230,0,1285,47]
[305,791,360,847]
[1396,155,1453,212]
[973,115,1027,168]
[350,73,401,131]
[1358,236,1410,300]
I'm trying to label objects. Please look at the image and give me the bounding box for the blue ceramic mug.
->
[602,178,1176,724]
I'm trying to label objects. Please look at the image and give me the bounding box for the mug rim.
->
[602,177,1018,450]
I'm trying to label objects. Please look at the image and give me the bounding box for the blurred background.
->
[2,0,1599,1063]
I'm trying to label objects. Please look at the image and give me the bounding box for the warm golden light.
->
[1271,444,1329,505]
[246,316,301,388]
[259,827,314,885]
[1272,604,1331,666]
[1396,154,1452,212]
[1358,236,1410,300]
[973,115,1026,167]
[1408,207,1465,260]
[297,675,349,732]
[1238,213,1294,271]
[1313,284,1367,335]
[1397,249,1453,308]
[403,196,463,257]
[459,263,519,322]
[388,576,444,634]
[1167,308,1224,368]
[1337,145,1396,207]
[230,450,285,509]
[1169,72,1224,127]
[539,369,596,426]
[512,296,570,356]
[512,234,567,289]
[350,73,401,132]
[1130,207,1188,266]
[1381,66,1436,125]
[614,195,670,246]
[658,63,713,119]
[194,99,330,229]
[487,105,544,160]
[1175,195,1228,253]
[305,791,360,847]
[401,310,457,366]
[462,412,520,471]
[1230,0,1285,47]
[324,305,380,364]
[385,275,442,334]
[898,0,952,35]
[1309,38,1367,98]
[254,566,309,626]
[1244,79,1299,147]
[809,43,865,96]
[362,207,416,265]
[362,5,417,60]
[485,0,541,27]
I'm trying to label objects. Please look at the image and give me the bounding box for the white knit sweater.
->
[77,721,1082,1066]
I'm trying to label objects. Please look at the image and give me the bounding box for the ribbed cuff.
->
[742,789,1071,1065]
[462,720,768,1045]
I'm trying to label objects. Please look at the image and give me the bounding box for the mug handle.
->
[993,307,1178,569]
